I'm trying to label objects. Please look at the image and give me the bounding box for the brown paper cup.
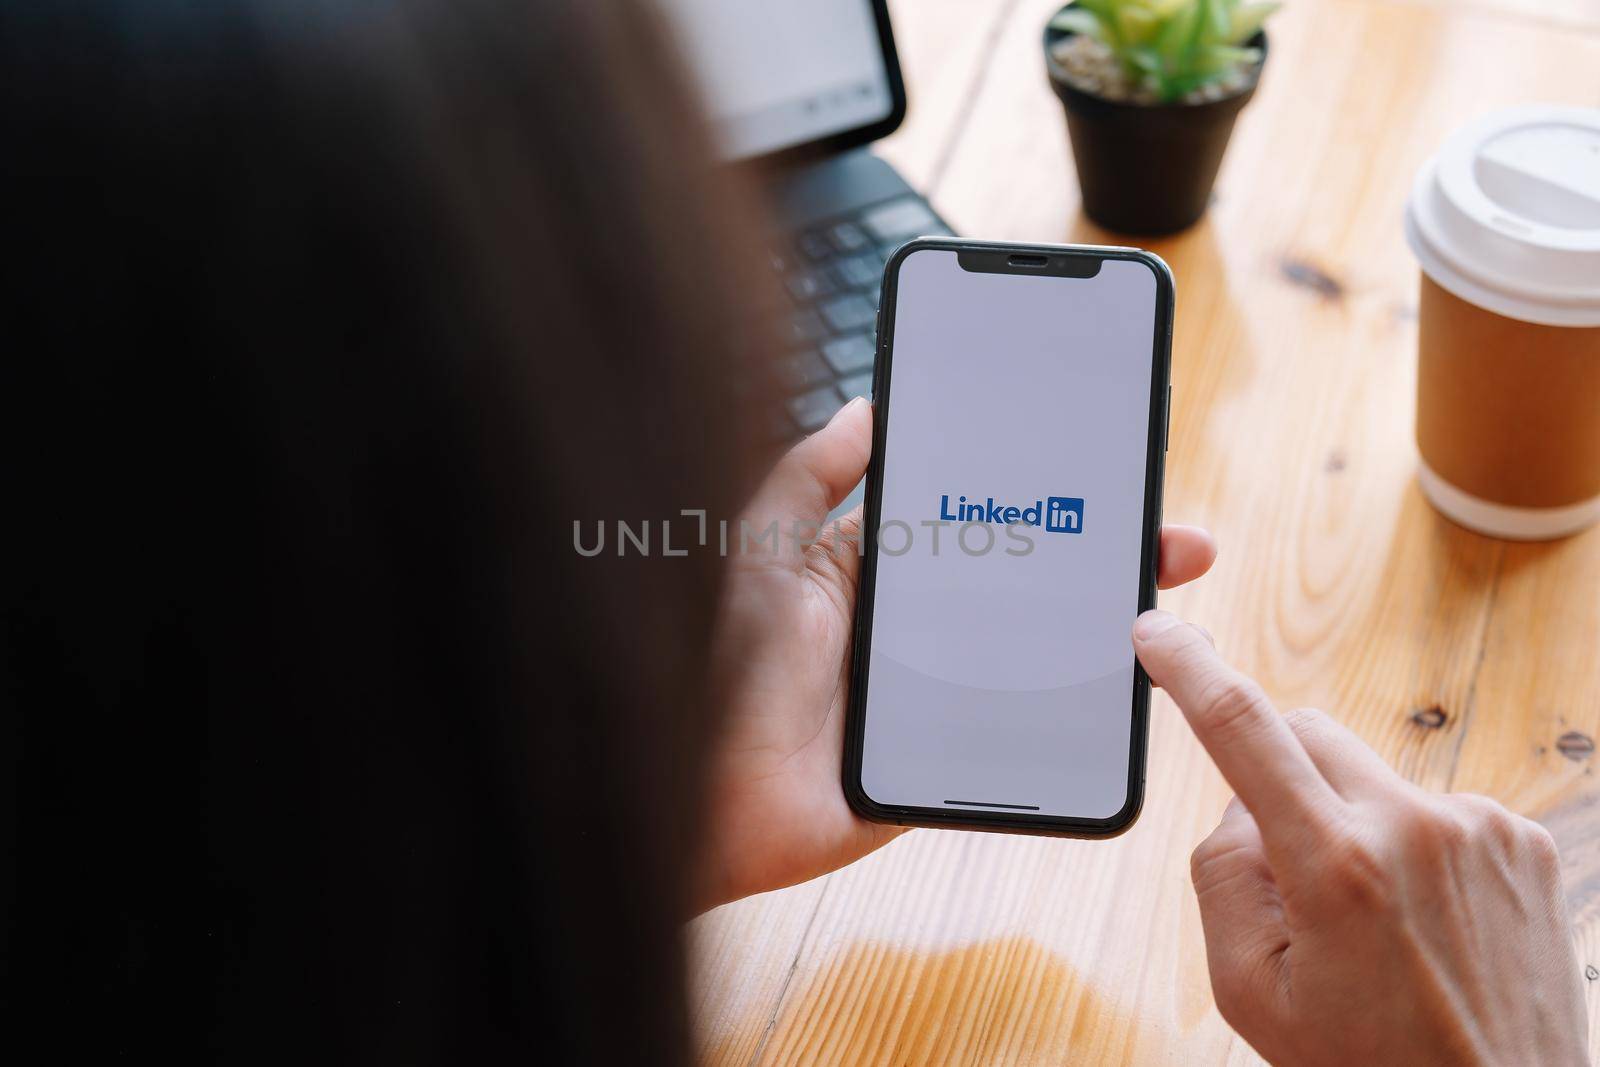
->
[1416,276,1600,538]
[1407,107,1600,540]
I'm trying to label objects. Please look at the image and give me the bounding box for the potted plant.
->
[1044,0,1279,234]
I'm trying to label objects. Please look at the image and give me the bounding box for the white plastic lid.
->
[1405,105,1600,327]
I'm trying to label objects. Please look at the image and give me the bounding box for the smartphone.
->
[843,238,1173,837]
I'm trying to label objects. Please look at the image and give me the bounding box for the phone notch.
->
[957,248,1104,278]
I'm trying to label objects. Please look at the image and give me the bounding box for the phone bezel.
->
[842,237,1175,839]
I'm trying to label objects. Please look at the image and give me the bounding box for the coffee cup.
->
[1405,106,1600,540]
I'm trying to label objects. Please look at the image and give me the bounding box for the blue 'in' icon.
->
[1045,497,1084,534]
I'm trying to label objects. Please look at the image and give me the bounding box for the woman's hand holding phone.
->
[1133,611,1589,1067]
[696,399,1217,911]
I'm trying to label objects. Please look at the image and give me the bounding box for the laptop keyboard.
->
[770,195,953,441]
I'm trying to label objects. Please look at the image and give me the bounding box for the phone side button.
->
[1164,385,1171,452]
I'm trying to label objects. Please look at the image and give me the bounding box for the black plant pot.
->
[1044,10,1267,235]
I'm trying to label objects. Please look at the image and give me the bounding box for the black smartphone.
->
[843,238,1173,837]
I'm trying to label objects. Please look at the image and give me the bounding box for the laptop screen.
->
[658,0,898,161]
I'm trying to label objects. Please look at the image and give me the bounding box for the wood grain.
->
[693,0,1600,1062]
[1382,0,1600,33]
[873,0,1021,190]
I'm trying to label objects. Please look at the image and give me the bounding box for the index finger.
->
[1134,610,1341,863]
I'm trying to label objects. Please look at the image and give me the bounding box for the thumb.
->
[1190,800,1293,1050]
[743,397,871,544]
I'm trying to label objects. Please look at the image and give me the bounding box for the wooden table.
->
[692,1,1600,1062]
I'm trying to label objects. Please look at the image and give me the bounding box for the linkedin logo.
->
[937,494,1084,534]
[1044,497,1083,534]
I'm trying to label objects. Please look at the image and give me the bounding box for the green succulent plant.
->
[1051,0,1280,103]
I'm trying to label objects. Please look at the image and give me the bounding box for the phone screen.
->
[856,246,1166,824]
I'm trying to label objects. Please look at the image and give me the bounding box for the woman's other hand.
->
[1134,611,1589,1067]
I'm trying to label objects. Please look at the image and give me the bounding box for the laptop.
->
[659,0,956,455]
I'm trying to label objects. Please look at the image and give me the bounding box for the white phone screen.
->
[859,248,1163,821]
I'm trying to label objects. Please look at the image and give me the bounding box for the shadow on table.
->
[702,934,1179,1065]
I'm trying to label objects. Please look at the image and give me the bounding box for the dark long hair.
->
[3,1,774,1060]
